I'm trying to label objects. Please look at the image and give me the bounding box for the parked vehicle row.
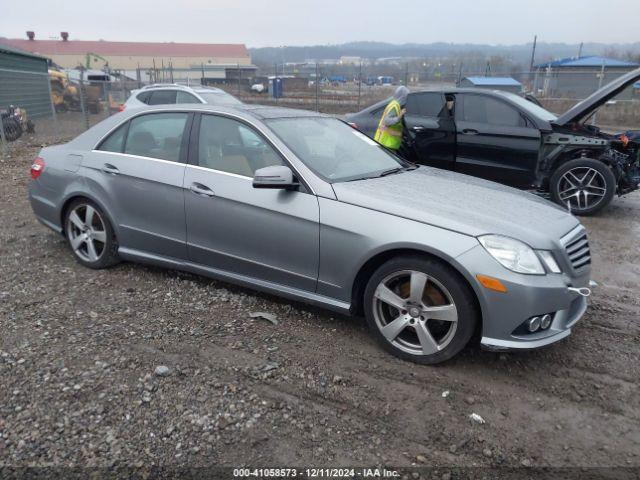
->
[122,83,242,111]
[29,103,594,364]
[346,68,640,215]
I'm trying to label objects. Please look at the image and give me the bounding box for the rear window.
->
[148,90,177,105]
[123,113,188,162]
[97,122,128,153]
[136,91,151,104]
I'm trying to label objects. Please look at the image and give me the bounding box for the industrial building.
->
[0,43,51,117]
[0,32,257,83]
[533,55,639,98]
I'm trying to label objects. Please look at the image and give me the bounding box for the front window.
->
[197,114,284,177]
[197,92,242,106]
[497,92,558,122]
[459,94,525,127]
[266,117,409,182]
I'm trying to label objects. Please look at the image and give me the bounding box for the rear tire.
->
[363,255,478,365]
[64,199,119,269]
[550,158,616,215]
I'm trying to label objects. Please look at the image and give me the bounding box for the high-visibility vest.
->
[374,99,403,150]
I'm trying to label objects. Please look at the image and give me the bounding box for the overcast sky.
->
[1,0,639,47]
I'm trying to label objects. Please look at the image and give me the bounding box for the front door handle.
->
[461,128,479,135]
[101,163,120,175]
[412,125,425,132]
[189,183,215,197]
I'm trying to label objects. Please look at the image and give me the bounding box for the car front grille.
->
[564,229,591,271]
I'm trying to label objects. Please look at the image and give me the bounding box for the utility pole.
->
[592,60,606,124]
[274,63,278,104]
[315,62,319,112]
[577,42,583,58]
[357,61,362,111]
[237,62,241,94]
[404,62,409,85]
[529,35,537,72]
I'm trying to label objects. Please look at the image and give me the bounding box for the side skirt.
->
[118,247,352,315]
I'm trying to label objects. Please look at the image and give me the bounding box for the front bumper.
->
[455,245,592,351]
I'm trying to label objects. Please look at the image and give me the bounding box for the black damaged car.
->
[346,68,640,215]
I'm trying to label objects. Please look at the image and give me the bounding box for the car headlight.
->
[478,235,545,275]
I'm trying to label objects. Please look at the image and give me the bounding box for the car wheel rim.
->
[558,167,607,211]
[66,205,107,262]
[372,270,458,357]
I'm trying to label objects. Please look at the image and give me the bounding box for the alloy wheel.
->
[372,270,458,356]
[558,167,607,211]
[66,204,107,262]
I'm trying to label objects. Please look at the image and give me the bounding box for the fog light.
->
[527,316,541,332]
[540,314,552,330]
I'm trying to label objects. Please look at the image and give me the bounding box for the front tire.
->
[363,256,478,365]
[550,158,616,215]
[64,199,119,269]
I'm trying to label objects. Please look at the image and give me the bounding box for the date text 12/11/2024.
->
[233,468,401,478]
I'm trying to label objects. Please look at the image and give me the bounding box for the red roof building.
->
[0,34,252,71]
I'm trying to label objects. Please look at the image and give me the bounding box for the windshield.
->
[497,92,558,121]
[267,117,409,182]
[198,92,242,106]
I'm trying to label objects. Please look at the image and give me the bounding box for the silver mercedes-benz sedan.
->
[28,104,594,364]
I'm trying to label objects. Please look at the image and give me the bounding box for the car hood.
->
[553,67,640,126]
[332,167,579,248]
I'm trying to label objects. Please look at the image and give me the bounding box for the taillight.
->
[118,104,126,112]
[31,157,45,179]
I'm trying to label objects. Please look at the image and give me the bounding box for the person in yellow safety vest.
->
[374,86,410,150]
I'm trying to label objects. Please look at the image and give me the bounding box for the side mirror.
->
[252,165,298,189]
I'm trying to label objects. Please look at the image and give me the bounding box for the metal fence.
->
[2,64,639,155]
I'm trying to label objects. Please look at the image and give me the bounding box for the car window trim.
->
[119,120,131,153]
[189,112,314,194]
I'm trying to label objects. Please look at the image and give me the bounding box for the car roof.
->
[140,84,226,94]
[119,103,326,121]
[65,103,331,172]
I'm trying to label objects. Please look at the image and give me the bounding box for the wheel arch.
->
[350,247,485,336]
[60,192,119,239]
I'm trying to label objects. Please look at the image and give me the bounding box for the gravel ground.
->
[1,128,639,477]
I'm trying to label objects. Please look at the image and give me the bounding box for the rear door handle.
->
[189,183,215,197]
[101,163,120,175]
[461,128,479,135]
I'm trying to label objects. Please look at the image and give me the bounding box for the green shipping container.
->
[0,44,51,118]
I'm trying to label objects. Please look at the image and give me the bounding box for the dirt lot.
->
[1,128,639,478]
